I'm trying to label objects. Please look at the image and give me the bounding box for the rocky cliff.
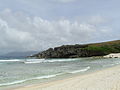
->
[30,40,120,58]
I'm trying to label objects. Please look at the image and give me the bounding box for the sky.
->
[0,0,120,54]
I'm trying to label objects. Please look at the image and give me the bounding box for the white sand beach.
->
[104,53,120,58]
[14,65,120,90]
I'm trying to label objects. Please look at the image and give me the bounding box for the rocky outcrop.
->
[30,40,120,59]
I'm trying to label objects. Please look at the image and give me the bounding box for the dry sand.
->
[14,65,120,90]
[104,53,120,58]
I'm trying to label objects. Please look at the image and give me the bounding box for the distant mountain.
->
[0,51,39,59]
[30,40,120,59]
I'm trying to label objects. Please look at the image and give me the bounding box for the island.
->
[29,40,120,58]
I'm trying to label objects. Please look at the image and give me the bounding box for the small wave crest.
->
[69,66,90,74]
[24,59,45,64]
[115,61,120,65]
[103,62,120,67]
[24,58,80,64]
[0,59,21,62]
[0,80,27,87]
[0,73,63,87]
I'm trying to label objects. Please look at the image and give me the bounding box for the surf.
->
[0,73,63,87]
[24,58,81,64]
[69,66,90,74]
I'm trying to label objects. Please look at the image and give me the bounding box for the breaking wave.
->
[0,59,21,62]
[0,73,63,87]
[69,66,90,74]
[24,58,80,64]
[0,66,90,87]
[0,58,81,64]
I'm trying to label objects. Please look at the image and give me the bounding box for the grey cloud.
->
[0,9,113,53]
[52,0,78,3]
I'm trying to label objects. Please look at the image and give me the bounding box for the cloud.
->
[52,0,78,3]
[0,9,114,54]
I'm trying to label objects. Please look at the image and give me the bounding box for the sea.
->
[0,57,120,89]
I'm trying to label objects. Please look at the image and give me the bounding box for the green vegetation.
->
[85,45,120,55]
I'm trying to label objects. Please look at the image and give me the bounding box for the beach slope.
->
[14,65,120,90]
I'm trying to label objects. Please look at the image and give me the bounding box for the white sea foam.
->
[103,64,115,67]
[0,80,27,87]
[24,59,45,64]
[115,61,120,65]
[0,58,80,64]
[69,66,90,74]
[33,73,63,79]
[0,73,63,87]
[44,59,79,62]
[24,58,80,64]
[0,59,21,62]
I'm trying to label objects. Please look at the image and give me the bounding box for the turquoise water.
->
[0,58,120,89]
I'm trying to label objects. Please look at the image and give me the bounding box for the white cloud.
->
[0,9,113,54]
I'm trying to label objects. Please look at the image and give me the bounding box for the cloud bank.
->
[0,9,114,54]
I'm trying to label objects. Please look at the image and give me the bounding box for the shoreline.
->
[13,64,120,90]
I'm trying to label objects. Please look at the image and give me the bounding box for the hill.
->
[30,40,120,58]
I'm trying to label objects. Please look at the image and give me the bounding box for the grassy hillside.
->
[84,40,120,55]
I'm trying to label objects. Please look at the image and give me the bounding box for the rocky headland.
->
[30,40,120,59]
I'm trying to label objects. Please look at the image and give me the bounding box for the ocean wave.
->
[115,62,120,65]
[103,62,120,67]
[0,73,63,87]
[0,79,27,87]
[68,66,90,74]
[24,58,80,64]
[103,64,115,67]
[0,58,81,64]
[24,59,45,64]
[0,59,21,62]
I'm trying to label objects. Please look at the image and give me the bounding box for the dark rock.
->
[30,40,120,58]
